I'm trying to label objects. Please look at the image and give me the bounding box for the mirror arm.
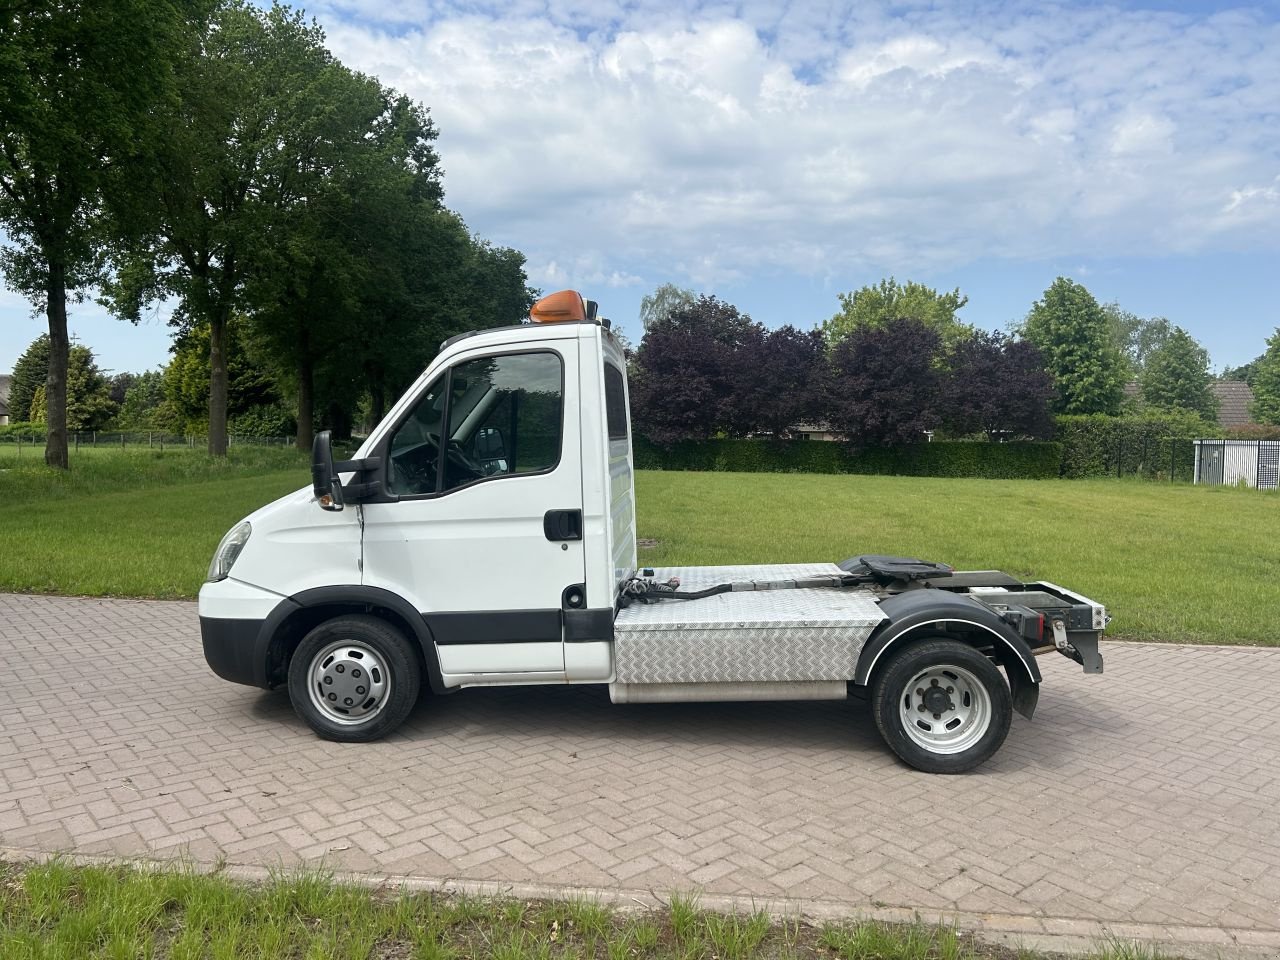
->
[335,457,393,503]
[335,456,382,473]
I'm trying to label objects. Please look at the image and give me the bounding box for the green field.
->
[0,859,1181,960]
[0,449,1276,643]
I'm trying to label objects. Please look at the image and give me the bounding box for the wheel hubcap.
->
[307,640,390,725]
[899,663,991,755]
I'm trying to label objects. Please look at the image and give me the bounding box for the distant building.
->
[1124,379,1256,430]
[1212,381,1255,429]
[0,374,11,426]
[791,422,838,441]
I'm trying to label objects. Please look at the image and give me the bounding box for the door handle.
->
[543,509,583,541]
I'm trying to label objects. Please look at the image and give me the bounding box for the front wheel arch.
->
[261,586,447,695]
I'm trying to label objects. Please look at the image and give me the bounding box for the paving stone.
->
[1,594,1279,933]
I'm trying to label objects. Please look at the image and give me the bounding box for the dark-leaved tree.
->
[826,317,941,447]
[735,325,827,439]
[630,296,763,445]
[941,332,1055,440]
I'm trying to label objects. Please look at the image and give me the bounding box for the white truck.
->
[199,290,1106,773]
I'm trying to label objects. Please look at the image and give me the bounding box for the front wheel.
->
[871,639,1012,773]
[288,615,421,742]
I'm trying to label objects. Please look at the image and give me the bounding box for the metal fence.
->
[1091,435,1198,482]
[0,431,295,453]
[1193,439,1280,490]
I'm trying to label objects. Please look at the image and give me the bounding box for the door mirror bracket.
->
[313,430,388,510]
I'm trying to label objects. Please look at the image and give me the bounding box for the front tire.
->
[287,615,421,742]
[871,638,1012,773]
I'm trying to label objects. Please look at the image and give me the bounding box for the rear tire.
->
[288,615,421,742]
[871,638,1012,773]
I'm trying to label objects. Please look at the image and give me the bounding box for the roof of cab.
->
[438,318,613,353]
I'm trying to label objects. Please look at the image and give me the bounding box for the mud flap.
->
[1008,667,1039,720]
[1068,631,1105,674]
[1051,619,1105,675]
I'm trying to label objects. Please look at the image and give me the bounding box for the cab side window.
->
[604,363,628,441]
[388,351,563,497]
[447,353,563,491]
[387,375,447,496]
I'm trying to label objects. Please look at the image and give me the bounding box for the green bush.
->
[1054,413,1208,479]
[0,421,44,440]
[1224,423,1280,441]
[228,403,296,439]
[634,437,1062,479]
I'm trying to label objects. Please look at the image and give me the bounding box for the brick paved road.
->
[2,594,1278,940]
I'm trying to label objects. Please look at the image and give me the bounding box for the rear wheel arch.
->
[857,599,1041,719]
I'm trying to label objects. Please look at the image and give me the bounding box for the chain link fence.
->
[0,430,295,454]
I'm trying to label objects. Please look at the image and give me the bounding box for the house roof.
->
[1212,380,1255,428]
[1125,378,1254,428]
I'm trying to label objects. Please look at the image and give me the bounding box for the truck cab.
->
[200,290,1106,773]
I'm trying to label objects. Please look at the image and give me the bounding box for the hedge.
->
[634,437,1063,479]
[1055,413,1206,480]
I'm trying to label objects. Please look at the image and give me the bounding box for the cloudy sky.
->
[3,0,1279,377]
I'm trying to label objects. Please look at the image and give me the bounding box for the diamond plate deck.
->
[615,566,884,684]
[643,562,847,591]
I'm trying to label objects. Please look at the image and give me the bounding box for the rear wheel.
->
[287,615,421,742]
[871,638,1012,773]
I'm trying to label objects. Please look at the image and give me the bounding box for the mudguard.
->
[270,585,447,694]
[856,590,1041,719]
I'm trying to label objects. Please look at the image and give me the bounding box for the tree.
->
[115,369,168,429]
[1221,357,1261,385]
[1140,327,1217,420]
[822,277,970,350]
[826,318,941,447]
[107,372,135,407]
[8,334,50,425]
[639,283,696,332]
[1103,304,1173,377]
[1022,278,1125,415]
[735,325,826,439]
[105,2,357,456]
[163,317,285,435]
[630,296,763,445]
[1250,329,1280,425]
[242,65,443,450]
[0,0,187,467]
[941,332,1055,440]
[26,343,116,430]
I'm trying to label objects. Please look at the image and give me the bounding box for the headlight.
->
[207,521,252,582]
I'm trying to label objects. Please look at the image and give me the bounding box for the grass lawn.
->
[635,472,1278,645]
[0,450,1276,643]
[0,447,310,598]
[0,859,1182,960]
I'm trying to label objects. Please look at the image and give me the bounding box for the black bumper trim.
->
[200,615,270,688]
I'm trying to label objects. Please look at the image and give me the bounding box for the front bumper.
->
[198,578,285,688]
[200,615,269,687]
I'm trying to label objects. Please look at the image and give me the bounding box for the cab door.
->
[360,339,584,682]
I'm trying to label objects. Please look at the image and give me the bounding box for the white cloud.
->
[314,1,1280,289]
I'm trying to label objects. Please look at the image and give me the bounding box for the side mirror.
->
[311,430,345,511]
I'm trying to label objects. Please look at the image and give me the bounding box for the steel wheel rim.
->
[307,639,391,725]
[898,663,991,755]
